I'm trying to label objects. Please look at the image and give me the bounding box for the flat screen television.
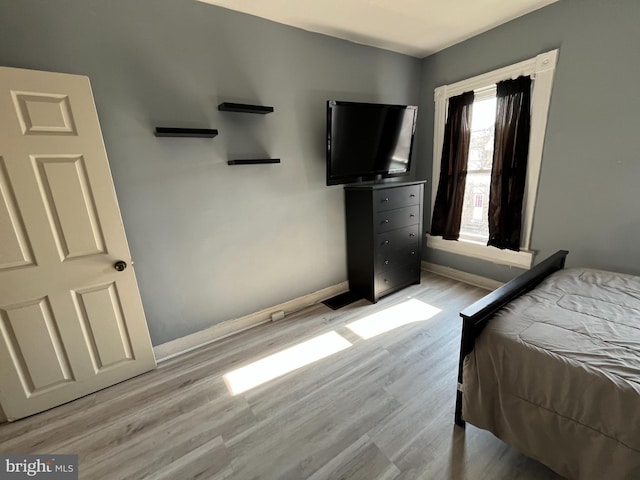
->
[326,100,418,186]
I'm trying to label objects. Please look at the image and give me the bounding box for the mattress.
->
[462,268,640,479]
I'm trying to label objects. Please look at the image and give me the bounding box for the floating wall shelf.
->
[218,102,274,114]
[154,127,218,138]
[227,159,280,165]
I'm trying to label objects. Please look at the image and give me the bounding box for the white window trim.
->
[428,49,558,270]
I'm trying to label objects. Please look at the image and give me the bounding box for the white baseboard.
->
[153,281,348,363]
[421,261,503,291]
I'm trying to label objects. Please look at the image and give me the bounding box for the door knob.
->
[114,261,127,272]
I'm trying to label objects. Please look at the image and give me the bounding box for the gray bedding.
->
[462,268,640,479]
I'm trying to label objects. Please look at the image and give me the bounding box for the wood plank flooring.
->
[0,272,563,479]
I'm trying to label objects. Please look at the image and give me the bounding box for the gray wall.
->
[0,0,421,345]
[417,0,640,282]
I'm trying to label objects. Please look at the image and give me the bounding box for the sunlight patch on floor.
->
[223,331,352,395]
[346,298,442,340]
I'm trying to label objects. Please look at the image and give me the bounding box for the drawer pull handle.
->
[410,194,416,198]
[383,240,390,245]
[411,251,416,255]
[382,197,389,202]
[384,279,389,284]
[409,233,416,237]
[383,219,389,223]
[384,260,389,265]
[410,214,415,217]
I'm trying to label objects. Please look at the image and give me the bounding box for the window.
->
[459,88,495,243]
[428,50,558,269]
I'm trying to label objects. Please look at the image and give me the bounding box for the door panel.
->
[0,296,74,394]
[73,282,134,370]
[11,91,77,136]
[0,66,156,421]
[0,157,35,270]
[34,155,106,260]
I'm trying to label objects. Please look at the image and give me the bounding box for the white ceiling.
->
[197,0,558,58]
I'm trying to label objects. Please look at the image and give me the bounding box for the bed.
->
[455,250,640,479]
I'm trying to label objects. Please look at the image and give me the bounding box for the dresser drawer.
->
[376,224,420,253]
[375,265,420,296]
[376,243,420,272]
[373,184,421,212]
[375,205,420,233]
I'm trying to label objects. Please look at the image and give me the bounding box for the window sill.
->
[426,234,534,269]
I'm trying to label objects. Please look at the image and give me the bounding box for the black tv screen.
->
[326,101,418,186]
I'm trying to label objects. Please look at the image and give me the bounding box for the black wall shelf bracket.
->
[218,102,274,114]
[227,159,280,165]
[154,127,218,138]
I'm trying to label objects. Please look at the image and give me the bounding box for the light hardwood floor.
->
[0,272,563,479]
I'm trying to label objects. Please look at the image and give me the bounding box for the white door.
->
[0,66,156,421]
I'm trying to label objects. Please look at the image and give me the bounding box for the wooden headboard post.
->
[454,250,569,427]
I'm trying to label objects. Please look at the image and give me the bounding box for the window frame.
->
[427,49,558,269]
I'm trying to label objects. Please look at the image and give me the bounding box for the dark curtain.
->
[487,76,531,251]
[430,91,474,240]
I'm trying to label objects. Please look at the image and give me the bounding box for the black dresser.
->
[344,181,425,303]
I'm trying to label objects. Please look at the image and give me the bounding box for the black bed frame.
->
[454,250,569,427]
